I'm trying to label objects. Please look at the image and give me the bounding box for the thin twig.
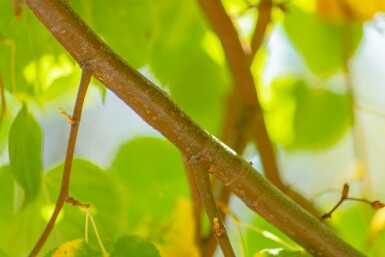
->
[28,68,92,257]
[248,0,272,62]
[13,0,26,19]
[0,72,6,128]
[183,157,203,247]
[0,36,16,93]
[218,201,300,251]
[321,183,385,220]
[188,154,236,257]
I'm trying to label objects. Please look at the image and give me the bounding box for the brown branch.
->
[183,157,203,248]
[188,154,236,257]
[248,0,273,61]
[26,0,365,256]
[199,0,321,220]
[29,68,91,257]
[197,0,284,190]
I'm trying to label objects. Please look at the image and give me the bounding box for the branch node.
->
[59,108,78,125]
[66,196,91,209]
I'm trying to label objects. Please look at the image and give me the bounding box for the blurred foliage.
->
[0,0,385,256]
[262,77,350,149]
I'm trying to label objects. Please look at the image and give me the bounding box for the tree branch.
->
[188,154,236,257]
[196,0,285,190]
[29,68,91,257]
[26,0,365,256]
[197,0,320,218]
[249,0,272,61]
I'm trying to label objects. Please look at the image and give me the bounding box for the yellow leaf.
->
[51,239,84,257]
[316,0,385,22]
[368,208,385,243]
[155,197,201,257]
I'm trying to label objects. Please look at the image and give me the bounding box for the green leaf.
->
[110,235,161,257]
[0,114,11,153]
[149,0,230,135]
[245,215,299,257]
[257,248,311,257]
[8,104,42,206]
[0,165,13,225]
[264,78,350,150]
[0,1,78,102]
[45,159,126,241]
[71,0,155,69]
[44,239,100,257]
[108,137,188,229]
[0,248,11,257]
[283,7,363,76]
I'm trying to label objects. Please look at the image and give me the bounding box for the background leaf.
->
[71,0,155,69]
[8,104,42,206]
[283,6,363,76]
[110,235,161,257]
[45,159,126,243]
[264,78,350,149]
[0,1,79,102]
[44,239,100,257]
[108,137,189,230]
[149,0,230,135]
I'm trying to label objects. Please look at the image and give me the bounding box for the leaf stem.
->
[28,69,91,257]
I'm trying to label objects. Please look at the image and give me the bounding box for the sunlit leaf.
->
[155,198,200,257]
[108,137,188,230]
[0,114,11,153]
[45,159,126,242]
[316,0,385,22]
[71,0,155,69]
[110,235,161,257]
[8,104,42,206]
[149,0,230,135]
[245,215,299,257]
[283,6,363,76]
[44,239,100,257]
[0,1,77,102]
[329,204,374,255]
[264,77,350,149]
[0,166,14,233]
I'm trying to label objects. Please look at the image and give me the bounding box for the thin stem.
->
[183,157,203,247]
[26,1,365,255]
[0,72,6,128]
[248,0,272,62]
[321,183,385,220]
[28,69,91,257]
[218,201,300,251]
[188,154,236,257]
[13,0,26,18]
[0,36,16,93]
[86,209,108,256]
